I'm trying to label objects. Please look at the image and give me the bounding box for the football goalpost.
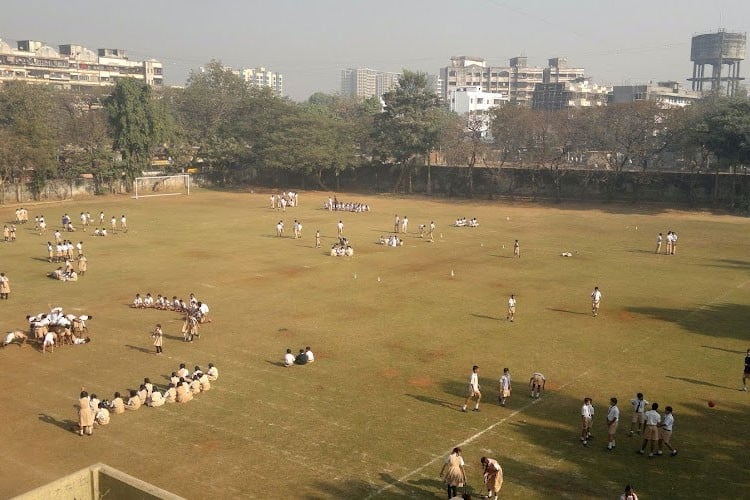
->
[133,174,190,199]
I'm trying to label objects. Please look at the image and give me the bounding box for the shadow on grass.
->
[666,375,737,391]
[406,393,458,411]
[125,344,153,354]
[547,307,587,315]
[38,413,76,433]
[265,360,287,367]
[701,345,746,355]
[705,258,750,270]
[30,257,52,262]
[626,248,658,254]
[471,313,501,321]
[163,333,183,341]
[626,303,750,341]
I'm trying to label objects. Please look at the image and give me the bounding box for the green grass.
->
[1,190,749,499]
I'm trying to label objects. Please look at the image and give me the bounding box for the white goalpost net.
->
[133,174,191,199]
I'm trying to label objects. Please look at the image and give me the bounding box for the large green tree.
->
[372,70,442,192]
[0,82,60,200]
[105,78,169,189]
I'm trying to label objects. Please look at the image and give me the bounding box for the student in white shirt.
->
[591,286,602,317]
[506,294,516,322]
[629,393,649,436]
[207,363,219,381]
[284,348,295,367]
[581,397,594,446]
[657,406,677,456]
[305,346,315,363]
[461,365,481,412]
[639,402,661,457]
[606,397,620,450]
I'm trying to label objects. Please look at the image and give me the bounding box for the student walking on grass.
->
[461,365,481,412]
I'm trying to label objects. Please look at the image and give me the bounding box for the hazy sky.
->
[2,0,749,101]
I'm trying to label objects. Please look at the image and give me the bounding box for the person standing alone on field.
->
[591,286,602,317]
[655,233,663,253]
[513,239,520,257]
[461,365,481,412]
[0,272,10,300]
[606,397,620,450]
[498,368,512,406]
[152,323,163,355]
[506,294,516,322]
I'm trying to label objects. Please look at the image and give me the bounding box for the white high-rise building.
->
[239,67,283,97]
[341,67,401,99]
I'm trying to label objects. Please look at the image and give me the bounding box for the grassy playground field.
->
[0,190,748,499]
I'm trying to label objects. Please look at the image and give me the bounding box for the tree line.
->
[1,60,749,204]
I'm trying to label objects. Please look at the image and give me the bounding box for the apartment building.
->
[440,56,585,106]
[0,37,162,89]
[532,78,611,111]
[611,81,701,108]
[449,86,509,114]
[341,67,401,99]
[240,67,283,97]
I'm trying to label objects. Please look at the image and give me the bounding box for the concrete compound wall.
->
[13,463,184,500]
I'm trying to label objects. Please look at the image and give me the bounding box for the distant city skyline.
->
[1,0,748,101]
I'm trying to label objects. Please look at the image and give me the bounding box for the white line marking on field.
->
[367,277,750,498]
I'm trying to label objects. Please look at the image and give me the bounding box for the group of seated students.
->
[330,237,354,257]
[80,362,220,430]
[453,217,479,227]
[378,234,404,247]
[283,347,315,366]
[92,228,108,236]
[131,292,210,323]
[324,199,370,212]
[49,266,78,281]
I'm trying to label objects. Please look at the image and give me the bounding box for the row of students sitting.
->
[132,293,210,319]
[324,200,370,212]
[284,347,315,366]
[454,217,479,227]
[79,363,220,432]
[378,234,403,247]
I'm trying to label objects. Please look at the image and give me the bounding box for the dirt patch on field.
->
[195,440,222,451]
[383,339,405,350]
[618,311,636,321]
[417,349,452,363]
[381,368,400,379]
[408,376,435,388]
